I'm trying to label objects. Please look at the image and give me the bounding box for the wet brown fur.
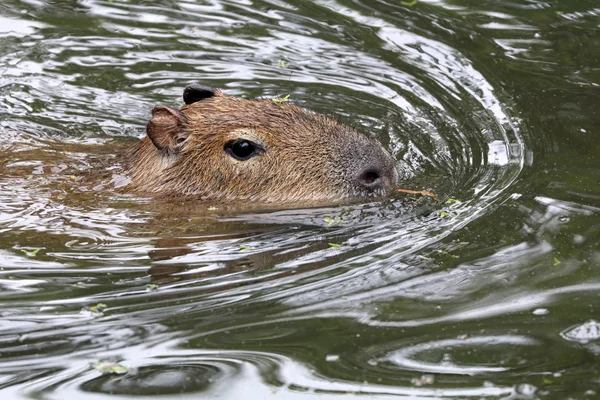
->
[125,88,397,203]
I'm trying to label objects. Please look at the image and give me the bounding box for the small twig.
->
[397,188,439,201]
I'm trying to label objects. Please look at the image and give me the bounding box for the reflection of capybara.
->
[125,84,398,203]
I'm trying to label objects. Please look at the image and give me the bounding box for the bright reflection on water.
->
[0,0,599,399]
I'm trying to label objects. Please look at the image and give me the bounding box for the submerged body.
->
[125,84,398,204]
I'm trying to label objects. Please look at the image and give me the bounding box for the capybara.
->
[125,84,398,203]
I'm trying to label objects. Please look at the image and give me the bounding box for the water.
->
[0,0,599,399]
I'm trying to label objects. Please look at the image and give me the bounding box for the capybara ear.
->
[183,83,222,105]
[146,106,188,152]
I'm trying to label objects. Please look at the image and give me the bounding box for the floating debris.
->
[92,361,129,375]
[20,248,41,257]
[87,303,107,313]
[397,188,439,200]
[401,0,418,7]
[411,374,434,386]
[272,94,290,104]
[323,216,342,226]
[553,257,561,266]
[445,198,460,204]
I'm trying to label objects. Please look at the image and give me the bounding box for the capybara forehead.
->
[181,96,347,141]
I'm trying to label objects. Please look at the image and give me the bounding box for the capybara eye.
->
[225,139,263,161]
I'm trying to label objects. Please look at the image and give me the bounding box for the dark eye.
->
[225,139,263,161]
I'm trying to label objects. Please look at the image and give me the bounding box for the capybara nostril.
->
[355,158,398,196]
[351,142,398,196]
[359,169,381,188]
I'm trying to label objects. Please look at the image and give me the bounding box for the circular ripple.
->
[359,334,590,379]
[81,363,227,396]
[371,335,534,375]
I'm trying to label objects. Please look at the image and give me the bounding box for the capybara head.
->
[125,84,398,204]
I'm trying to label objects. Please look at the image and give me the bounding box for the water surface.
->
[0,0,599,399]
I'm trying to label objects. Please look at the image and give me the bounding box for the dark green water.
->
[0,0,599,399]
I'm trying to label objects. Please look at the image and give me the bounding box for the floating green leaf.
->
[278,60,287,68]
[92,362,129,375]
[440,211,449,218]
[87,303,107,313]
[553,257,561,266]
[401,0,418,6]
[21,248,41,257]
[323,216,341,226]
[146,284,158,290]
[445,198,460,204]
[239,245,252,252]
[328,243,341,249]
[272,94,290,104]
